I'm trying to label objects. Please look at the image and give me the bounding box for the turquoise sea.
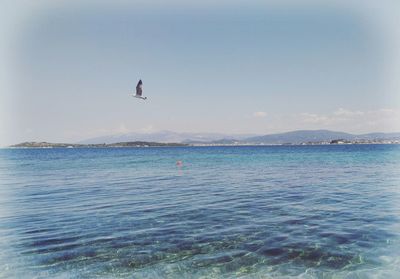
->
[0,145,400,278]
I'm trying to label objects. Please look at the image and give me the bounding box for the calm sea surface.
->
[0,145,400,278]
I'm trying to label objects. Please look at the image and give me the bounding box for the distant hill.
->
[10,130,400,147]
[184,138,241,145]
[243,130,400,144]
[10,141,187,148]
[77,130,400,145]
[243,130,355,144]
[354,132,400,140]
[79,130,257,144]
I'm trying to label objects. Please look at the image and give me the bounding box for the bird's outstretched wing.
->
[136,80,143,96]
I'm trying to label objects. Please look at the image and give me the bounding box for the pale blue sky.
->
[1,1,400,145]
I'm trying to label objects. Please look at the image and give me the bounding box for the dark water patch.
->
[29,236,82,248]
[40,251,80,265]
[22,228,57,235]
[259,247,285,257]
[318,232,352,245]
[22,243,82,255]
[282,217,308,226]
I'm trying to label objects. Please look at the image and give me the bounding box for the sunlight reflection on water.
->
[0,145,400,278]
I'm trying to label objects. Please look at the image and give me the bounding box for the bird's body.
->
[134,79,147,100]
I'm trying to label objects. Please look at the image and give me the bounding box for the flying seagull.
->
[133,79,147,100]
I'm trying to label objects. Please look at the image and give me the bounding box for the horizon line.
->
[5,128,400,147]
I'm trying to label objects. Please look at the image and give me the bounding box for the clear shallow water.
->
[0,145,400,278]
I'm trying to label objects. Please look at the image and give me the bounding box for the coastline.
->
[6,141,400,149]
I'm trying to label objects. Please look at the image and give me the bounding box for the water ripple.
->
[0,145,400,278]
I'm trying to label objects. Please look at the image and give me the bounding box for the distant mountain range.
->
[11,141,187,148]
[78,131,257,144]
[243,130,400,144]
[79,130,400,145]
